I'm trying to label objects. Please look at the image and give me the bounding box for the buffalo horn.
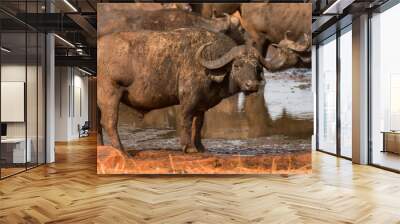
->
[196,43,246,69]
[209,75,226,83]
[299,55,311,63]
[285,33,311,52]
[257,45,287,72]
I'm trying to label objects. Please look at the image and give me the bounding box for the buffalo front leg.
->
[180,110,199,153]
[97,106,104,145]
[192,112,205,152]
[98,84,123,151]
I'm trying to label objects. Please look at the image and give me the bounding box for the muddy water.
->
[103,69,313,154]
[112,127,310,155]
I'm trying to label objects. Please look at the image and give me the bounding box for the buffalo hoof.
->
[112,145,135,157]
[182,145,199,153]
[126,150,137,157]
[118,148,135,158]
[187,147,199,153]
[196,144,206,153]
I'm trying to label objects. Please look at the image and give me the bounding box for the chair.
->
[79,121,90,138]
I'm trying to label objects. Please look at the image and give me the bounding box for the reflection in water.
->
[105,69,313,152]
[237,92,245,112]
[264,68,313,120]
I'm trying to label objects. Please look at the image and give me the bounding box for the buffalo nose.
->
[244,80,259,91]
[245,80,258,88]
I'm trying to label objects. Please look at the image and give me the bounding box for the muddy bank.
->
[104,127,311,156]
[97,145,311,174]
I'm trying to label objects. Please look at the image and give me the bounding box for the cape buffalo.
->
[98,8,236,38]
[97,28,276,154]
[264,31,311,70]
[239,3,311,70]
[98,3,191,13]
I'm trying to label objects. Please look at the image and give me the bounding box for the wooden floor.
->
[1,167,26,178]
[372,150,400,171]
[1,136,400,224]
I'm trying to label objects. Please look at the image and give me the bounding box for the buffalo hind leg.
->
[192,112,205,152]
[98,85,124,152]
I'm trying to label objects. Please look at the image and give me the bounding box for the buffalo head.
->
[196,43,284,94]
[265,31,311,71]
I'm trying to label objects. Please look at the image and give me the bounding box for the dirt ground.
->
[97,146,311,174]
[99,128,311,174]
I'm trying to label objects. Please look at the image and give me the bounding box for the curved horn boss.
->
[196,43,246,69]
[257,45,288,72]
[279,31,310,52]
[196,43,289,72]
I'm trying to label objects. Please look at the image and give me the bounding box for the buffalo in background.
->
[97,3,241,42]
[98,7,238,39]
[191,3,312,71]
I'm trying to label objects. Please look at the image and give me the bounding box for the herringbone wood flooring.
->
[1,136,400,224]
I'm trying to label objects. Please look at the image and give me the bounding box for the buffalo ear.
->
[209,74,226,83]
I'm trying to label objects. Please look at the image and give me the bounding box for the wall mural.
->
[97,3,313,174]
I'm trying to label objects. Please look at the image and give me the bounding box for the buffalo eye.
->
[257,66,263,74]
[256,66,264,80]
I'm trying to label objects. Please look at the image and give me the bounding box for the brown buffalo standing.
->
[97,28,277,154]
[98,8,235,38]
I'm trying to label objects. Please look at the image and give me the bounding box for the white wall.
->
[1,63,46,164]
[1,65,26,138]
[1,65,38,138]
[55,67,89,141]
[72,73,89,138]
[55,66,69,141]
[1,82,25,122]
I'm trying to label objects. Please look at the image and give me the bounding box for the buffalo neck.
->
[217,74,239,99]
